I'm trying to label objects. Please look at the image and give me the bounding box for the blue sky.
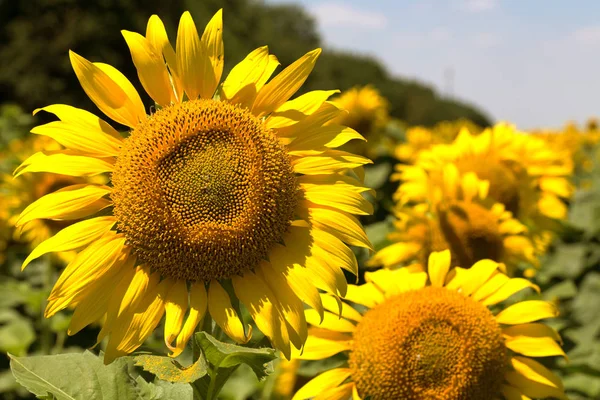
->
[267,0,600,129]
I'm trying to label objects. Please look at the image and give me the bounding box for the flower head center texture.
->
[349,286,507,400]
[111,99,297,281]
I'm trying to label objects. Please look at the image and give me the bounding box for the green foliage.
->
[9,350,191,399]
[135,353,208,383]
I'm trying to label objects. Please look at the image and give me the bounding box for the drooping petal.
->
[504,324,566,358]
[122,30,173,106]
[504,371,567,400]
[292,150,372,175]
[366,241,421,267]
[428,250,452,287]
[253,49,321,117]
[208,280,250,344]
[69,51,145,128]
[171,283,208,357]
[320,293,362,322]
[22,216,116,269]
[16,184,111,227]
[495,301,558,325]
[163,279,189,347]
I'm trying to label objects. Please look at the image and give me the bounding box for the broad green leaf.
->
[0,310,35,356]
[194,332,277,380]
[134,354,208,383]
[135,376,193,400]
[10,350,139,400]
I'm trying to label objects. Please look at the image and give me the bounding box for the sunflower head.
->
[293,251,567,400]
[331,85,389,136]
[17,9,372,362]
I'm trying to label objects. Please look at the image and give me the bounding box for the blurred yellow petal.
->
[164,279,188,347]
[208,280,250,344]
[345,282,384,308]
[505,371,567,400]
[481,278,540,306]
[69,51,145,128]
[315,382,354,400]
[292,368,351,400]
[22,216,116,269]
[511,356,564,390]
[122,30,173,106]
[495,301,558,325]
[501,385,531,400]
[253,48,321,117]
[304,310,355,333]
[171,283,208,357]
[320,293,362,322]
[16,184,111,227]
[428,249,451,287]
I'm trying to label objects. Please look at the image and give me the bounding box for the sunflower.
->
[395,123,573,239]
[394,119,482,164]
[372,166,537,275]
[330,85,390,157]
[16,10,372,362]
[293,250,567,400]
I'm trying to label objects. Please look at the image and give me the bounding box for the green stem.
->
[206,368,217,400]
[39,261,55,354]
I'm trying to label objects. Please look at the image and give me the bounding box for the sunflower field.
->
[0,1,599,400]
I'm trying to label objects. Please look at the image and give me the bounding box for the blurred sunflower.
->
[371,167,537,274]
[293,250,566,400]
[394,119,482,163]
[2,136,104,264]
[395,123,573,238]
[16,10,372,362]
[330,85,390,157]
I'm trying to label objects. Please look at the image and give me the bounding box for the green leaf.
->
[0,310,35,356]
[194,332,277,381]
[134,354,208,383]
[9,350,140,400]
[535,243,587,283]
[572,273,600,327]
[135,376,193,400]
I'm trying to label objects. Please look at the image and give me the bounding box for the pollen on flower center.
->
[349,287,507,400]
[111,99,297,281]
[438,201,504,267]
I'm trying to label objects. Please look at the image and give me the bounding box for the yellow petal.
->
[344,282,384,308]
[164,279,188,347]
[320,294,362,322]
[253,49,321,117]
[276,102,345,138]
[122,30,173,106]
[503,323,562,342]
[292,328,352,360]
[16,184,111,227]
[504,371,567,400]
[22,216,116,269]
[208,280,250,344]
[304,310,355,333]
[481,278,540,306]
[495,301,558,325]
[31,119,122,157]
[267,89,340,129]
[501,385,531,400]
[305,204,372,250]
[428,250,452,287]
[292,368,351,400]
[175,12,203,100]
[301,185,373,216]
[45,234,128,317]
[504,324,566,358]
[199,10,224,98]
[69,51,145,128]
[14,152,114,178]
[221,46,270,107]
[258,263,307,348]
[511,356,564,390]
[315,382,354,400]
[287,125,365,153]
[33,104,121,140]
[292,150,372,175]
[367,241,421,267]
[146,15,182,102]
[171,283,208,357]
[460,259,500,297]
[104,279,169,364]
[472,272,510,302]
[312,228,358,277]
[233,271,291,357]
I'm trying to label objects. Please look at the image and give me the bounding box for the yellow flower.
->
[293,250,567,400]
[16,10,372,362]
[372,167,537,275]
[395,123,573,237]
[394,119,482,163]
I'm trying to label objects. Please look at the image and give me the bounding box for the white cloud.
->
[461,0,498,12]
[309,2,387,29]
[393,28,452,49]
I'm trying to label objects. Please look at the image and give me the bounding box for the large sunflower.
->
[16,10,372,362]
[395,123,573,236]
[293,250,567,400]
[372,165,537,275]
